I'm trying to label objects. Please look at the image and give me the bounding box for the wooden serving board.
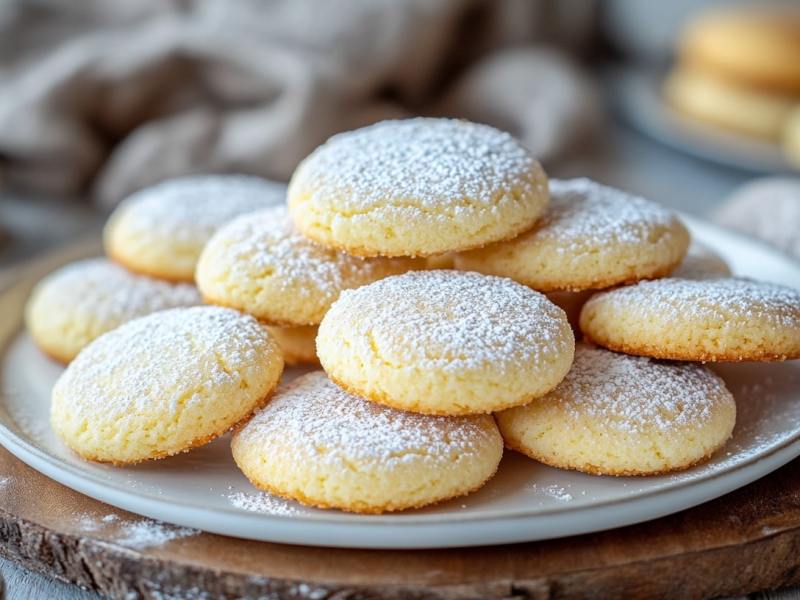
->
[2,446,800,599]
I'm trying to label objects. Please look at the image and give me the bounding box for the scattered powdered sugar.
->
[236,372,498,468]
[538,178,683,251]
[113,174,286,243]
[293,118,543,213]
[321,270,572,373]
[227,490,301,516]
[29,258,201,324]
[198,206,414,312]
[588,278,800,327]
[0,475,11,488]
[113,520,198,549]
[74,512,197,549]
[551,345,730,434]
[528,483,573,502]
[53,306,274,421]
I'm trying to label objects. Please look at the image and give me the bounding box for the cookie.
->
[663,66,796,140]
[196,206,419,326]
[678,7,800,95]
[25,258,201,363]
[266,325,318,365]
[105,175,286,282]
[231,372,503,513]
[51,306,284,464]
[580,278,800,361]
[287,118,549,258]
[454,178,689,291]
[496,344,736,476]
[670,241,731,280]
[317,270,574,415]
[715,177,800,261]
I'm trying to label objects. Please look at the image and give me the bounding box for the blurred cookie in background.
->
[714,177,800,262]
[663,4,800,155]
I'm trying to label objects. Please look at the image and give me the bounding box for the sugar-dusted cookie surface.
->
[454,178,689,291]
[105,175,286,281]
[231,372,503,514]
[196,206,418,326]
[25,258,201,363]
[580,278,800,361]
[288,118,549,257]
[51,306,284,464]
[317,270,575,415]
[496,344,736,476]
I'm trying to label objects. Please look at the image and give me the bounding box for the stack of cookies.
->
[30,118,800,515]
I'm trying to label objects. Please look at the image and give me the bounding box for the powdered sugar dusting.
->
[227,490,302,516]
[198,206,415,317]
[552,345,731,433]
[73,512,197,548]
[29,258,201,323]
[541,178,683,251]
[115,175,286,242]
[53,306,275,421]
[321,270,572,373]
[293,118,543,214]
[588,278,800,327]
[237,372,498,468]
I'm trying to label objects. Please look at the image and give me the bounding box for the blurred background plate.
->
[1,218,799,550]
[611,67,799,175]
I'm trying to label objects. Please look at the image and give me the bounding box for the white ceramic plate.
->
[1,218,799,549]
[611,68,799,175]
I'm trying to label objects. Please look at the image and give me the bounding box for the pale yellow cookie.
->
[679,7,800,95]
[266,325,318,365]
[25,258,201,363]
[231,372,503,513]
[454,178,689,292]
[669,241,731,280]
[663,66,797,140]
[317,270,575,415]
[288,118,549,257]
[580,278,800,361]
[105,175,286,282]
[196,206,419,326]
[496,344,736,476]
[51,306,284,464]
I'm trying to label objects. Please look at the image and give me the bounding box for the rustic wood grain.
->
[1,445,800,600]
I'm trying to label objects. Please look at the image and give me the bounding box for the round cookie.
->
[196,206,420,326]
[25,258,201,363]
[51,306,284,464]
[496,344,736,476]
[663,66,796,140]
[454,178,689,291]
[266,325,318,365]
[678,7,800,95]
[670,241,731,280]
[105,175,286,281]
[231,371,503,513]
[580,278,800,362]
[317,270,575,415]
[715,177,800,262]
[288,118,549,258]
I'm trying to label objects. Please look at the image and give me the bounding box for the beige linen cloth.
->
[0,0,598,206]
